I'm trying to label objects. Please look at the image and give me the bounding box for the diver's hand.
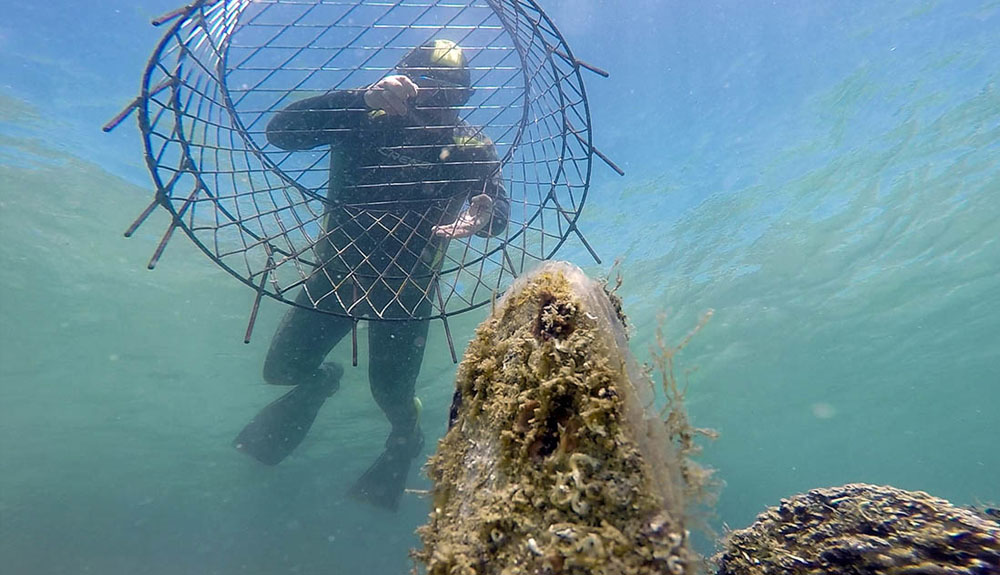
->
[432,194,494,239]
[364,75,418,116]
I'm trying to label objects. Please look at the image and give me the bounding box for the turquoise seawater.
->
[1,1,998,574]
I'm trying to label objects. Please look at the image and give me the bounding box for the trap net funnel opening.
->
[109,0,622,353]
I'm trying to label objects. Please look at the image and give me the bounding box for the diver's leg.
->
[234,289,354,465]
[262,292,353,388]
[349,316,431,510]
[368,317,431,437]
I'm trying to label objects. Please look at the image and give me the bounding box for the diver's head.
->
[396,39,474,110]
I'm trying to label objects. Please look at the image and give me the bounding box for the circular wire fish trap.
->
[107,0,621,350]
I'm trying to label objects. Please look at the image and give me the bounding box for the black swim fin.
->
[349,431,424,512]
[233,365,343,465]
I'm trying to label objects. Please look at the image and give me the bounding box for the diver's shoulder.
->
[451,123,494,149]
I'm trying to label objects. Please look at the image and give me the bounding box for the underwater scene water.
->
[1,0,998,573]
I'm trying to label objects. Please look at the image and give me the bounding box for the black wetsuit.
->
[261,88,509,439]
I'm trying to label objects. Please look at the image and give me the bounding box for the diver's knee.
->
[262,357,301,386]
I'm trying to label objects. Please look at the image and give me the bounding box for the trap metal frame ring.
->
[106,0,622,361]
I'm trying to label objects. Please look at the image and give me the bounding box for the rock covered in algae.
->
[714,483,1000,575]
[415,262,696,575]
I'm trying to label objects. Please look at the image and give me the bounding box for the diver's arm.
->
[476,160,509,238]
[363,75,418,116]
[431,133,510,239]
[266,90,367,151]
[430,173,509,239]
[467,136,510,238]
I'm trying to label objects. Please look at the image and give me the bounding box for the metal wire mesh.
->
[124,0,600,324]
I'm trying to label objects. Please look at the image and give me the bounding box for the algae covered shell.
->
[414,262,695,575]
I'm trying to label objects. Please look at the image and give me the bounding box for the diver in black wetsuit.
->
[233,39,509,511]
